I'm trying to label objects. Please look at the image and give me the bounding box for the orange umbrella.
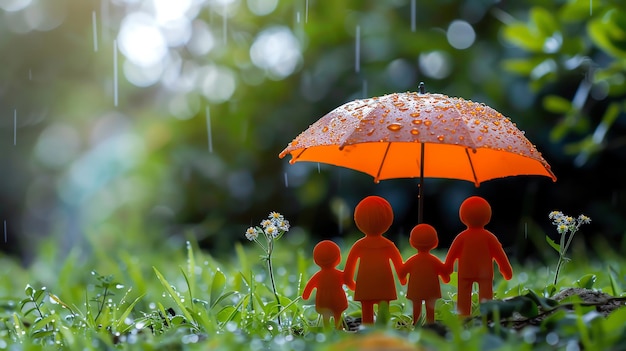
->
[279,83,556,222]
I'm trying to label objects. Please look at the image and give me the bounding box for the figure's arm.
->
[343,248,359,290]
[389,246,407,285]
[436,258,451,283]
[397,257,409,280]
[490,237,513,280]
[302,273,319,300]
[444,236,463,274]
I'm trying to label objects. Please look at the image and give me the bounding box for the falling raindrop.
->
[284,172,289,187]
[338,202,343,234]
[113,40,118,107]
[317,162,320,173]
[92,11,98,52]
[13,109,16,145]
[362,79,368,98]
[206,106,213,153]
[305,0,309,23]
[3,220,6,243]
[410,0,416,32]
[355,25,360,73]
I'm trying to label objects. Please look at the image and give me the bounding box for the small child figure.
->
[343,196,406,325]
[302,240,348,329]
[399,223,450,324]
[445,196,513,317]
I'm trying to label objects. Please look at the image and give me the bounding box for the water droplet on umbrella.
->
[410,129,420,135]
[387,123,403,132]
[412,119,422,125]
[424,120,432,126]
[322,126,329,132]
[410,112,421,117]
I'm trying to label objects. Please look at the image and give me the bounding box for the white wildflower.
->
[245,227,258,241]
[578,214,591,224]
[265,225,279,238]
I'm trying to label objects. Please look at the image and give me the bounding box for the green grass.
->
[1,232,625,350]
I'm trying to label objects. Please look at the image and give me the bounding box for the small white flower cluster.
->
[245,211,290,242]
[549,211,591,235]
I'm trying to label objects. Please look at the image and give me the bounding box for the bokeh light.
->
[34,124,81,170]
[0,0,32,12]
[247,0,278,16]
[198,64,237,103]
[118,12,168,67]
[447,20,475,50]
[419,51,452,79]
[250,26,302,80]
[385,59,416,89]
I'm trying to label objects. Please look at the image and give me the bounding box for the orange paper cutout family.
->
[302,195,513,328]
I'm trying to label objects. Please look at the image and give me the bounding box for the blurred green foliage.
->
[0,0,624,263]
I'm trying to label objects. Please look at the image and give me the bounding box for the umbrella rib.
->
[465,148,479,187]
[375,142,392,182]
[290,148,307,162]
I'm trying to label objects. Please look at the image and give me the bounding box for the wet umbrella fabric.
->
[279,88,556,222]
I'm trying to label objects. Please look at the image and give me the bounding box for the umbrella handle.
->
[418,143,424,224]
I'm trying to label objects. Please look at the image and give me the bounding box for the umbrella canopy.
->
[279,84,556,222]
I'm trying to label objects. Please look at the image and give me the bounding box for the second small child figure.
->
[399,223,450,324]
[302,240,349,329]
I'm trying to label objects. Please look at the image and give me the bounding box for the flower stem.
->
[553,255,564,286]
[267,241,282,327]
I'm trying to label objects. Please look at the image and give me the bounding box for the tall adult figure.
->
[344,196,406,324]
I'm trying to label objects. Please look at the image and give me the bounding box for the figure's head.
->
[313,240,341,268]
[354,196,393,236]
[409,223,438,251]
[459,196,492,228]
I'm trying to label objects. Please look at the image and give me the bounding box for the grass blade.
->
[114,294,145,333]
[153,267,195,326]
